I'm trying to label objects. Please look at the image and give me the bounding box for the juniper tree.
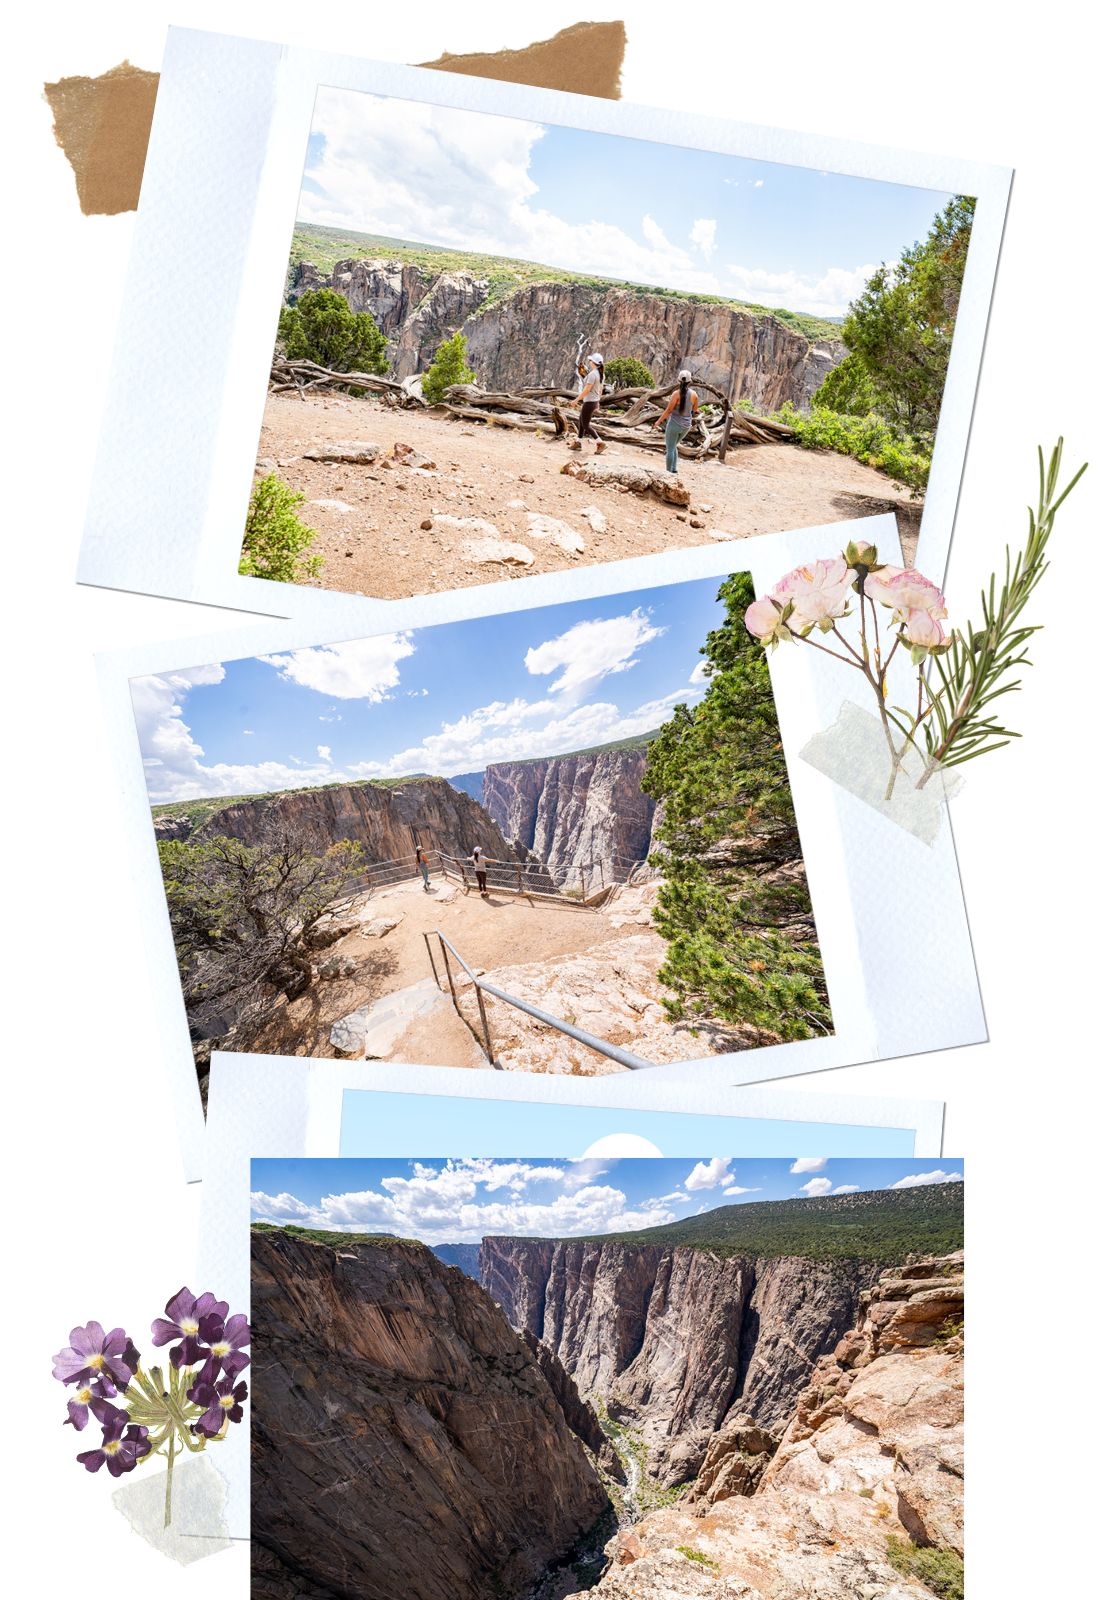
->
[642,572,832,1041]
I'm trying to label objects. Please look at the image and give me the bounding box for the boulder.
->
[303,440,381,464]
[579,504,608,533]
[362,916,402,939]
[330,979,448,1059]
[383,441,437,470]
[304,916,359,950]
[561,458,691,505]
[317,954,357,980]
[461,536,535,567]
[526,512,585,554]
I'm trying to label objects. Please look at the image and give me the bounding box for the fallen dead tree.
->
[435,381,793,455]
[270,357,425,407]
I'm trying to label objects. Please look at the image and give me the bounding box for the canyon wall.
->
[288,257,845,409]
[159,777,520,867]
[481,747,657,888]
[480,1236,877,1482]
[251,1229,611,1600]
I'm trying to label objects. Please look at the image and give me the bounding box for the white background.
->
[4,3,1097,1594]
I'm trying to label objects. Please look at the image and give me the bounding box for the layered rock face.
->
[482,747,657,888]
[480,1236,876,1482]
[288,257,845,409]
[169,776,520,867]
[251,1230,611,1600]
[590,1252,965,1600]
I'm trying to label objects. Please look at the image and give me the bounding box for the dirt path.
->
[252,392,922,599]
[251,873,611,1062]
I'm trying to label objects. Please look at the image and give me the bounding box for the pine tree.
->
[277,289,388,374]
[421,331,477,402]
[642,572,832,1041]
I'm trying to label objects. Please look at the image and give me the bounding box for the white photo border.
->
[97,521,985,1181]
[79,26,1011,621]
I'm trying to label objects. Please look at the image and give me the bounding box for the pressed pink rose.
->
[744,596,784,643]
[904,609,951,647]
[772,557,854,630]
[864,567,947,621]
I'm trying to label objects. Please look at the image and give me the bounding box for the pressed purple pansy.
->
[151,1288,228,1368]
[52,1322,139,1389]
[76,1415,152,1477]
[195,1311,251,1384]
[188,1376,248,1437]
[64,1378,121,1431]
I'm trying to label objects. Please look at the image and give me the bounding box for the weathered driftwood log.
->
[270,358,424,406]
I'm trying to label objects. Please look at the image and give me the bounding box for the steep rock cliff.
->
[183,777,520,866]
[590,1252,965,1599]
[480,1236,876,1482]
[482,748,656,887]
[288,258,844,409]
[251,1230,611,1600]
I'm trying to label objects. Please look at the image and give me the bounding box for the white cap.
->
[589,352,604,365]
[678,368,692,381]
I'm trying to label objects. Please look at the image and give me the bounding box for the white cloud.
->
[300,90,725,297]
[790,1157,828,1174]
[317,744,332,761]
[690,218,718,260]
[752,179,764,189]
[724,259,882,319]
[250,1157,678,1244]
[832,1185,860,1195]
[132,667,340,805]
[798,1177,833,1198]
[524,609,665,699]
[890,1170,963,1190]
[722,1186,763,1196]
[688,660,710,685]
[260,634,416,701]
[685,1157,734,1192]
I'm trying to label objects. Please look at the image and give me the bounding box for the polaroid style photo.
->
[99,530,983,1177]
[190,1060,947,1538]
[79,28,1009,621]
[245,1151,963,1589]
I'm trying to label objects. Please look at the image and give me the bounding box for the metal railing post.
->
[515,861,523,896]
[423,931,442,991]
[580,864,587,901]
[474,983,496,1067]
[438,939,459,1008]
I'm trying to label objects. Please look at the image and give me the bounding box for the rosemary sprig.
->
[914,439,1087,786]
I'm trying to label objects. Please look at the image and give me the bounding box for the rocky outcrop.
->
[688,1416,779,1505]
[251,1229,611,1600]
[288,257,845,409]
[189,776,520,867]
[588,1252,965,1600]
[482,747,657,888]
[481,1236,877,1483]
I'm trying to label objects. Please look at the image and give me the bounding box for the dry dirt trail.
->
[252,392,921,599]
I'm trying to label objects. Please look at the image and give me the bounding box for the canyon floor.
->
[251,392,922,599]
[246,875,756,1072]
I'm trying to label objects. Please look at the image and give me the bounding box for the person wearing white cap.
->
[569,352,607,454]
[655,369,701,474]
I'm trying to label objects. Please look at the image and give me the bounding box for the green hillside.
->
[288,223,842,343]
[586,1183,963,1264]
[252,1222,408,1250]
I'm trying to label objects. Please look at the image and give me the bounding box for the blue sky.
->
[250,1156,964,1244]
[295,88,955,318]
[338,1092,921,1160]
[133,575,734,804]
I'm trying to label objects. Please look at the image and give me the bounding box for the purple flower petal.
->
[69,1321,104,1357]
[151,1317,180,1347]
[77,1449,105,1473]
[163,1288,197,1325]
[222,1314,250,1348]
[65,1398,90,1430]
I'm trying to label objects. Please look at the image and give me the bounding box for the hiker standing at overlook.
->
[471,846,489,898]
[655,369,701,474]
[415,845,431,893]
[569,353,607,454]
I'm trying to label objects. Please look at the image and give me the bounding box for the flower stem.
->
[164,1429,176,1529]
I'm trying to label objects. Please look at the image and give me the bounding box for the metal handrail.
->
[423,929,652,1072]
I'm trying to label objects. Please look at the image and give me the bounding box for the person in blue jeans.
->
[655,369,700,473]
[415,845,431,892]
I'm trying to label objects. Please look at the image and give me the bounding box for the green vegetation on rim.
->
[151,774,449,828]
[586,1182,963,1263]
[288,223,844,342]
[252,1222,417,1250]
[885,1537,964,1600]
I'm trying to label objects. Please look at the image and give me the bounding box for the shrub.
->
[604,356,655,389]
[676,1547,719,1570]
[885,1537,964,1600]
[277,288,388,374]
[774,402,932,494]
[239,474,322,583]
[421,331,477,402]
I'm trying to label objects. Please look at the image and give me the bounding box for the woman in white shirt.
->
[569,353,607,453]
